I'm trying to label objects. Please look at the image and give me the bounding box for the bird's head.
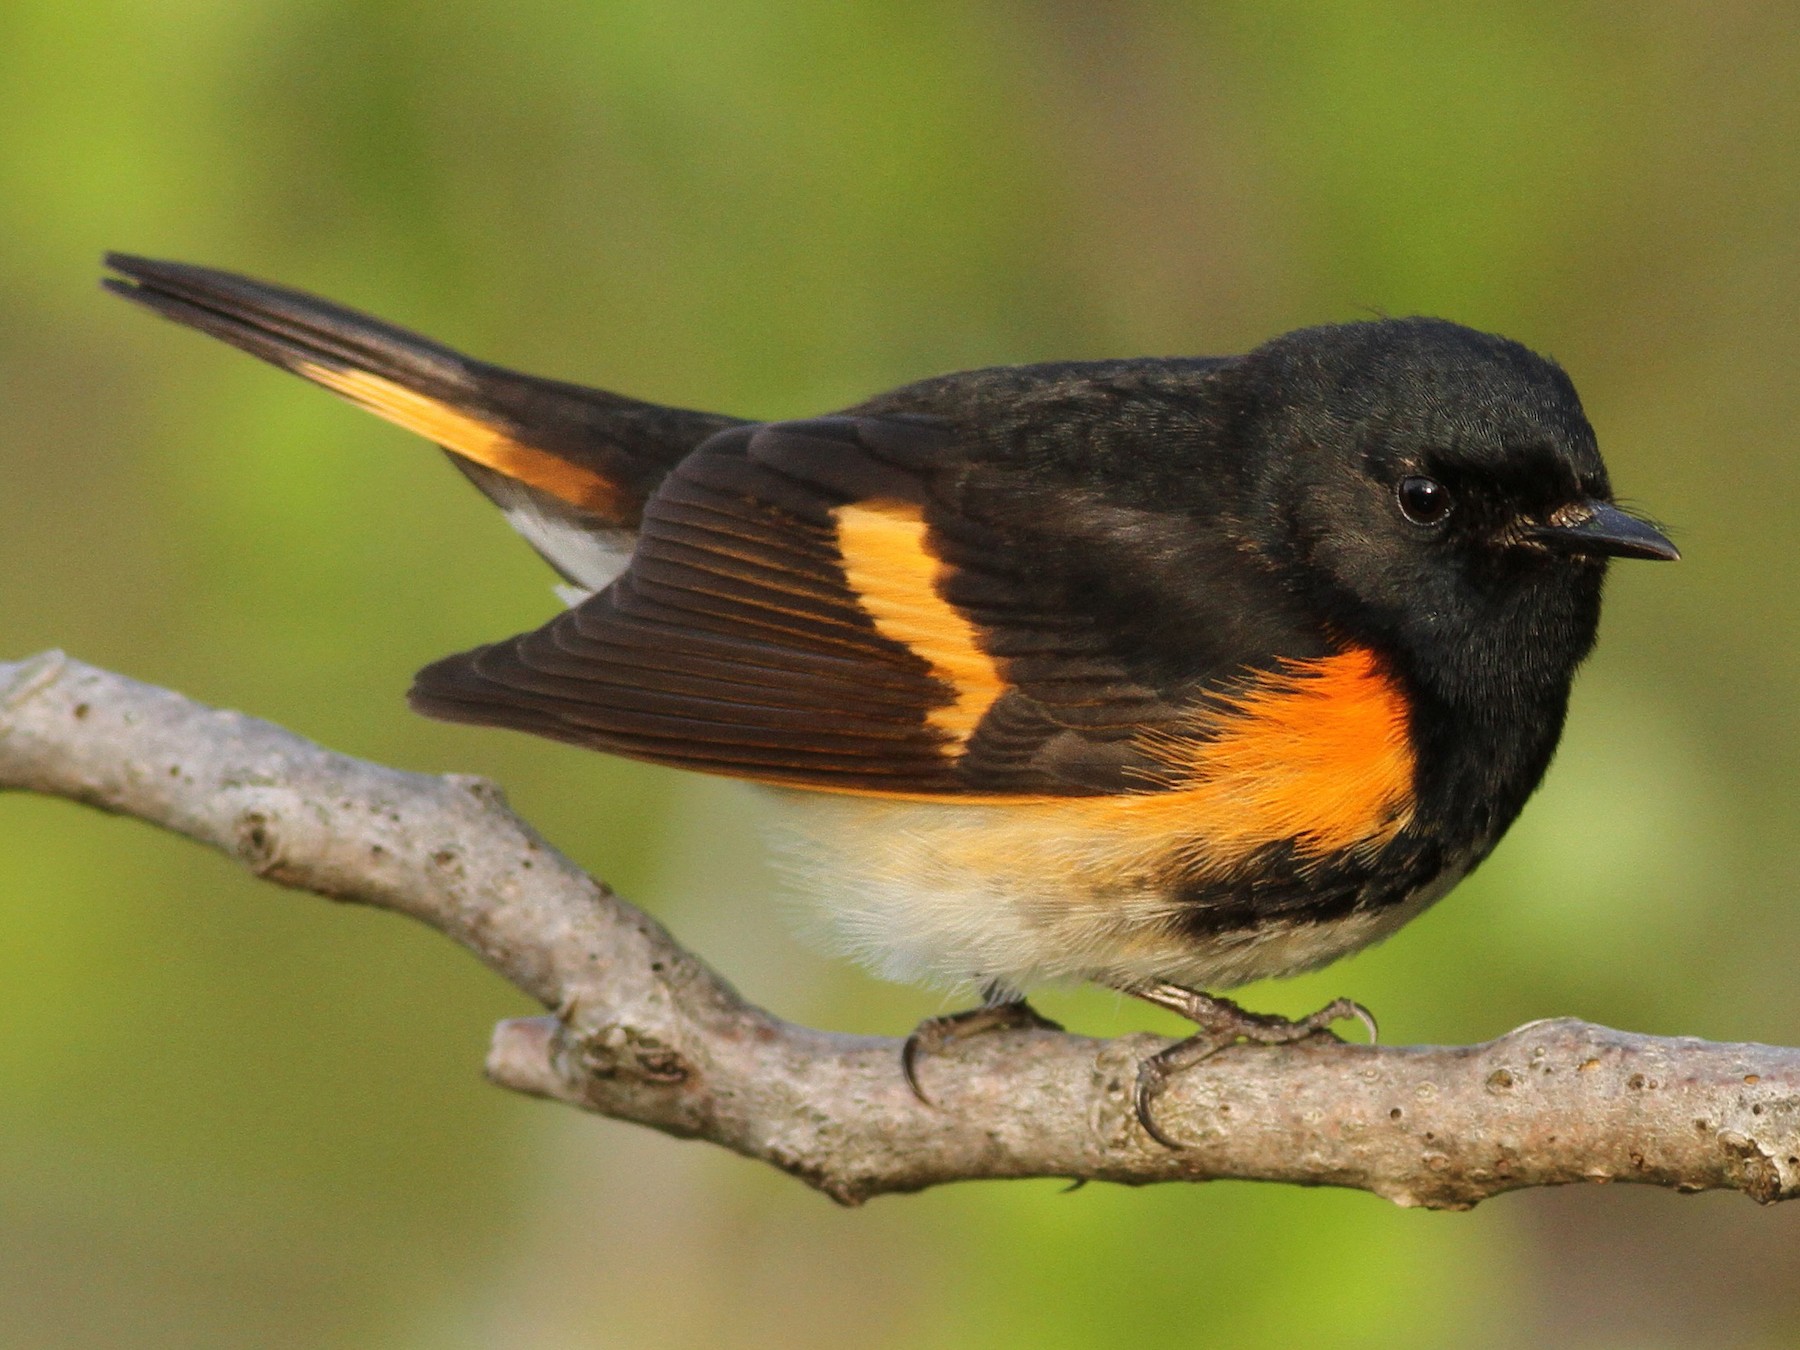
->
[1225,317,1676,704]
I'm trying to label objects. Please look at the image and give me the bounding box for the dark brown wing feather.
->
[411,416,1176,795]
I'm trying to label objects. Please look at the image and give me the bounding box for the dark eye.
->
[1397,476,1452,527]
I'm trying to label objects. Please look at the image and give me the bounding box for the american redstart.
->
[104,255,1677,1145]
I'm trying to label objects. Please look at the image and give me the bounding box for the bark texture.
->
[4,649,1797,1208]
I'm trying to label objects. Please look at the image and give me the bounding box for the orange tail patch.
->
[295,363,623,516]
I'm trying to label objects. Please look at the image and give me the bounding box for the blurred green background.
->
[3,2,1798,1347]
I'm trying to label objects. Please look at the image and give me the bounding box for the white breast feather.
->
[763,790,1452,996]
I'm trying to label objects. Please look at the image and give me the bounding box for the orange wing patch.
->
[1114,645,1417,866]
[833,501,1004,747]
[294,363,623,516]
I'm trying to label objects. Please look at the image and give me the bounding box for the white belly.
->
[765,791,1456,997]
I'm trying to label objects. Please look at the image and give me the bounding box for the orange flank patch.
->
[1113,646,1417,867]
[740,643,1414,883]
[745,646,1412,941]
[293,362,622,516]
[833,501,1004,747]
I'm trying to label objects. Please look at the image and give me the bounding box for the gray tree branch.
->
[2,649,1796,1208]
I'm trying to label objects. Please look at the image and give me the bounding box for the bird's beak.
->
[1527,499,1680,562]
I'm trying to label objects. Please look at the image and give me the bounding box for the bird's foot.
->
[1125,984,1377,1149]
[902,995,1063,1103]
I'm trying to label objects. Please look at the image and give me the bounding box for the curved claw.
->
[1133,1054,1201,1150]
[900,997,1063,1106]
[901,1032,933,1104]
[1304,996,1378,1045]
[1124,989,1380,1149]
[1132,1033,1234,1149]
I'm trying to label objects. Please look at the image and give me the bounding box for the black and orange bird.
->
[104,255,1677,1144]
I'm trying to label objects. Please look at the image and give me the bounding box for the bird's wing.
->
[410,415,1187,797]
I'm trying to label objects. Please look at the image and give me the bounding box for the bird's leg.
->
[902,980,1064,1103]
[1122,983,1378,1149]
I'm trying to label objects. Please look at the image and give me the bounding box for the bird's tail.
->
[104,254,745,590]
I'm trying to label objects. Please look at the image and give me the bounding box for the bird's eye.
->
[1397,476,1452,527]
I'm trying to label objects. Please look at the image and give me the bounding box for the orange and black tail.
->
[103,254,746,590]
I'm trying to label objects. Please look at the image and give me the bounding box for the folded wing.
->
[411,415,1176,796]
